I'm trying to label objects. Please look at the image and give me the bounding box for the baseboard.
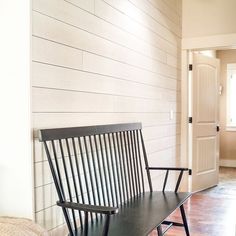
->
[220,159,236,168]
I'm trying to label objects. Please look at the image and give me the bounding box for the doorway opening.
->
[173,48,236,236]
[181,48,236,193]
[180,29,236,236]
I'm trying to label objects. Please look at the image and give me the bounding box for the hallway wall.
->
[32,0,182,234]
[183,0,236,38]
[217,50,236,166]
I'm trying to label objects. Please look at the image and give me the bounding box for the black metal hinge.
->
[189,64,193,71]
[189,117,192,123]
[189,169,192,175]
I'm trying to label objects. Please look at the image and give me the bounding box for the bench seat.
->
[39,123,191,236]
[71,191,191,236]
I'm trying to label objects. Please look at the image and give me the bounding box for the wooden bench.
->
[39,123,191,236]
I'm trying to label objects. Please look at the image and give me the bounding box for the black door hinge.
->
[189,117,192,123]
[189,169,192,175]
[189,64,193,71]
[216,125,220,132]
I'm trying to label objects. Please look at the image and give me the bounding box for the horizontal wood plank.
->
[32,11,169,73]
[32,112,180,130]
[32,62,177,101]
[102,0,180,46]
[33,0,168,63]
[128,0,181,36]
[147,0,180,24]
[32,36,83,70]
[64,0,94,13]
[83,51,178,81]
[94,0,178,56]
[32,87,179,113]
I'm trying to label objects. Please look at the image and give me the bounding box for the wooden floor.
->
[150,167,236,236]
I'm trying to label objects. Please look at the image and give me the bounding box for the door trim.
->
[182,33,236,50]
[180,37,236,192]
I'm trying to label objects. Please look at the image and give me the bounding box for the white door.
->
[191,53,220,192]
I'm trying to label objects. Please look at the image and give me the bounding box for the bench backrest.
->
[39,123,152,231]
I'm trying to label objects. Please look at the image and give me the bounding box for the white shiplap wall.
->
[32,0,182,234]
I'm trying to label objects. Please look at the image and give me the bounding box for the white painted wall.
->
[182,0,236,38]
[0,1,33,218]
[32,0,182,234]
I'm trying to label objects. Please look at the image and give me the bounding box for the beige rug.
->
[0,217,49,236]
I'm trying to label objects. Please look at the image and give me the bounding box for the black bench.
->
[39,123,191,236]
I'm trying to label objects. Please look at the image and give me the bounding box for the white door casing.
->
[191,53,220,192]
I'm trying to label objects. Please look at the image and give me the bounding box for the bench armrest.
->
[147,167,190,192]
[57,201,118,235]
[148,167,189,172]
[57,201,119,215]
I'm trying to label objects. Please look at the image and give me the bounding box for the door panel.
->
[196,65,217,122]
[197,137,216,173]
[191,53,220,192]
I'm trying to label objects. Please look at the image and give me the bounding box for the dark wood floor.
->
[150,167,236,236]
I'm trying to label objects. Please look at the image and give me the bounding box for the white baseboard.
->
[220,159,236,167]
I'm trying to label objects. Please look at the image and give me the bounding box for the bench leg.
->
[157,225,163,236]
[180,204,190,236]
[102,215,110,236]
